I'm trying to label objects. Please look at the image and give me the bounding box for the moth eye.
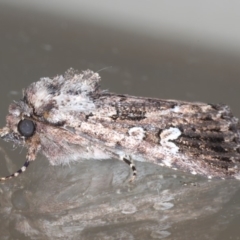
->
[17,119,35,137]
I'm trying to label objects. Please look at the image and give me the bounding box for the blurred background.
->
[0,1,240,239]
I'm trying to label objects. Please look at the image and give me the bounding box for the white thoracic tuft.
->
[24,69,101,124]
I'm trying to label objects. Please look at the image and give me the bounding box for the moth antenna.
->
[0,160,30,181]
[96,66,112,73]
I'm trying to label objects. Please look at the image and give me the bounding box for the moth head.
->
[0,100,36,181]
[0,100,35,145]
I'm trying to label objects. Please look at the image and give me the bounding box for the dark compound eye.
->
[17,119,35,137]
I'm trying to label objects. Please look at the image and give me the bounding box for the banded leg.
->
[120,155,137,182]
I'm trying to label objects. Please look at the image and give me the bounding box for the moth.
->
[1,68,240,182]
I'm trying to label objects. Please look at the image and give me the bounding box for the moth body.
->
[1,69,240,181]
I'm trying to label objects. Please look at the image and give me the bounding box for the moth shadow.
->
[0,157,239,240]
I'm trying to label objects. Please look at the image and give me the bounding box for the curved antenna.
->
[96,66,112,73]
[0,160,30,181]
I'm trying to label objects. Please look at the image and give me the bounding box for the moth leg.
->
[120,155,137,182]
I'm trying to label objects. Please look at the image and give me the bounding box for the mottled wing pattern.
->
[78,94,240,178]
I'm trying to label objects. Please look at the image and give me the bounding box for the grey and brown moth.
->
[1,69,240,181]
